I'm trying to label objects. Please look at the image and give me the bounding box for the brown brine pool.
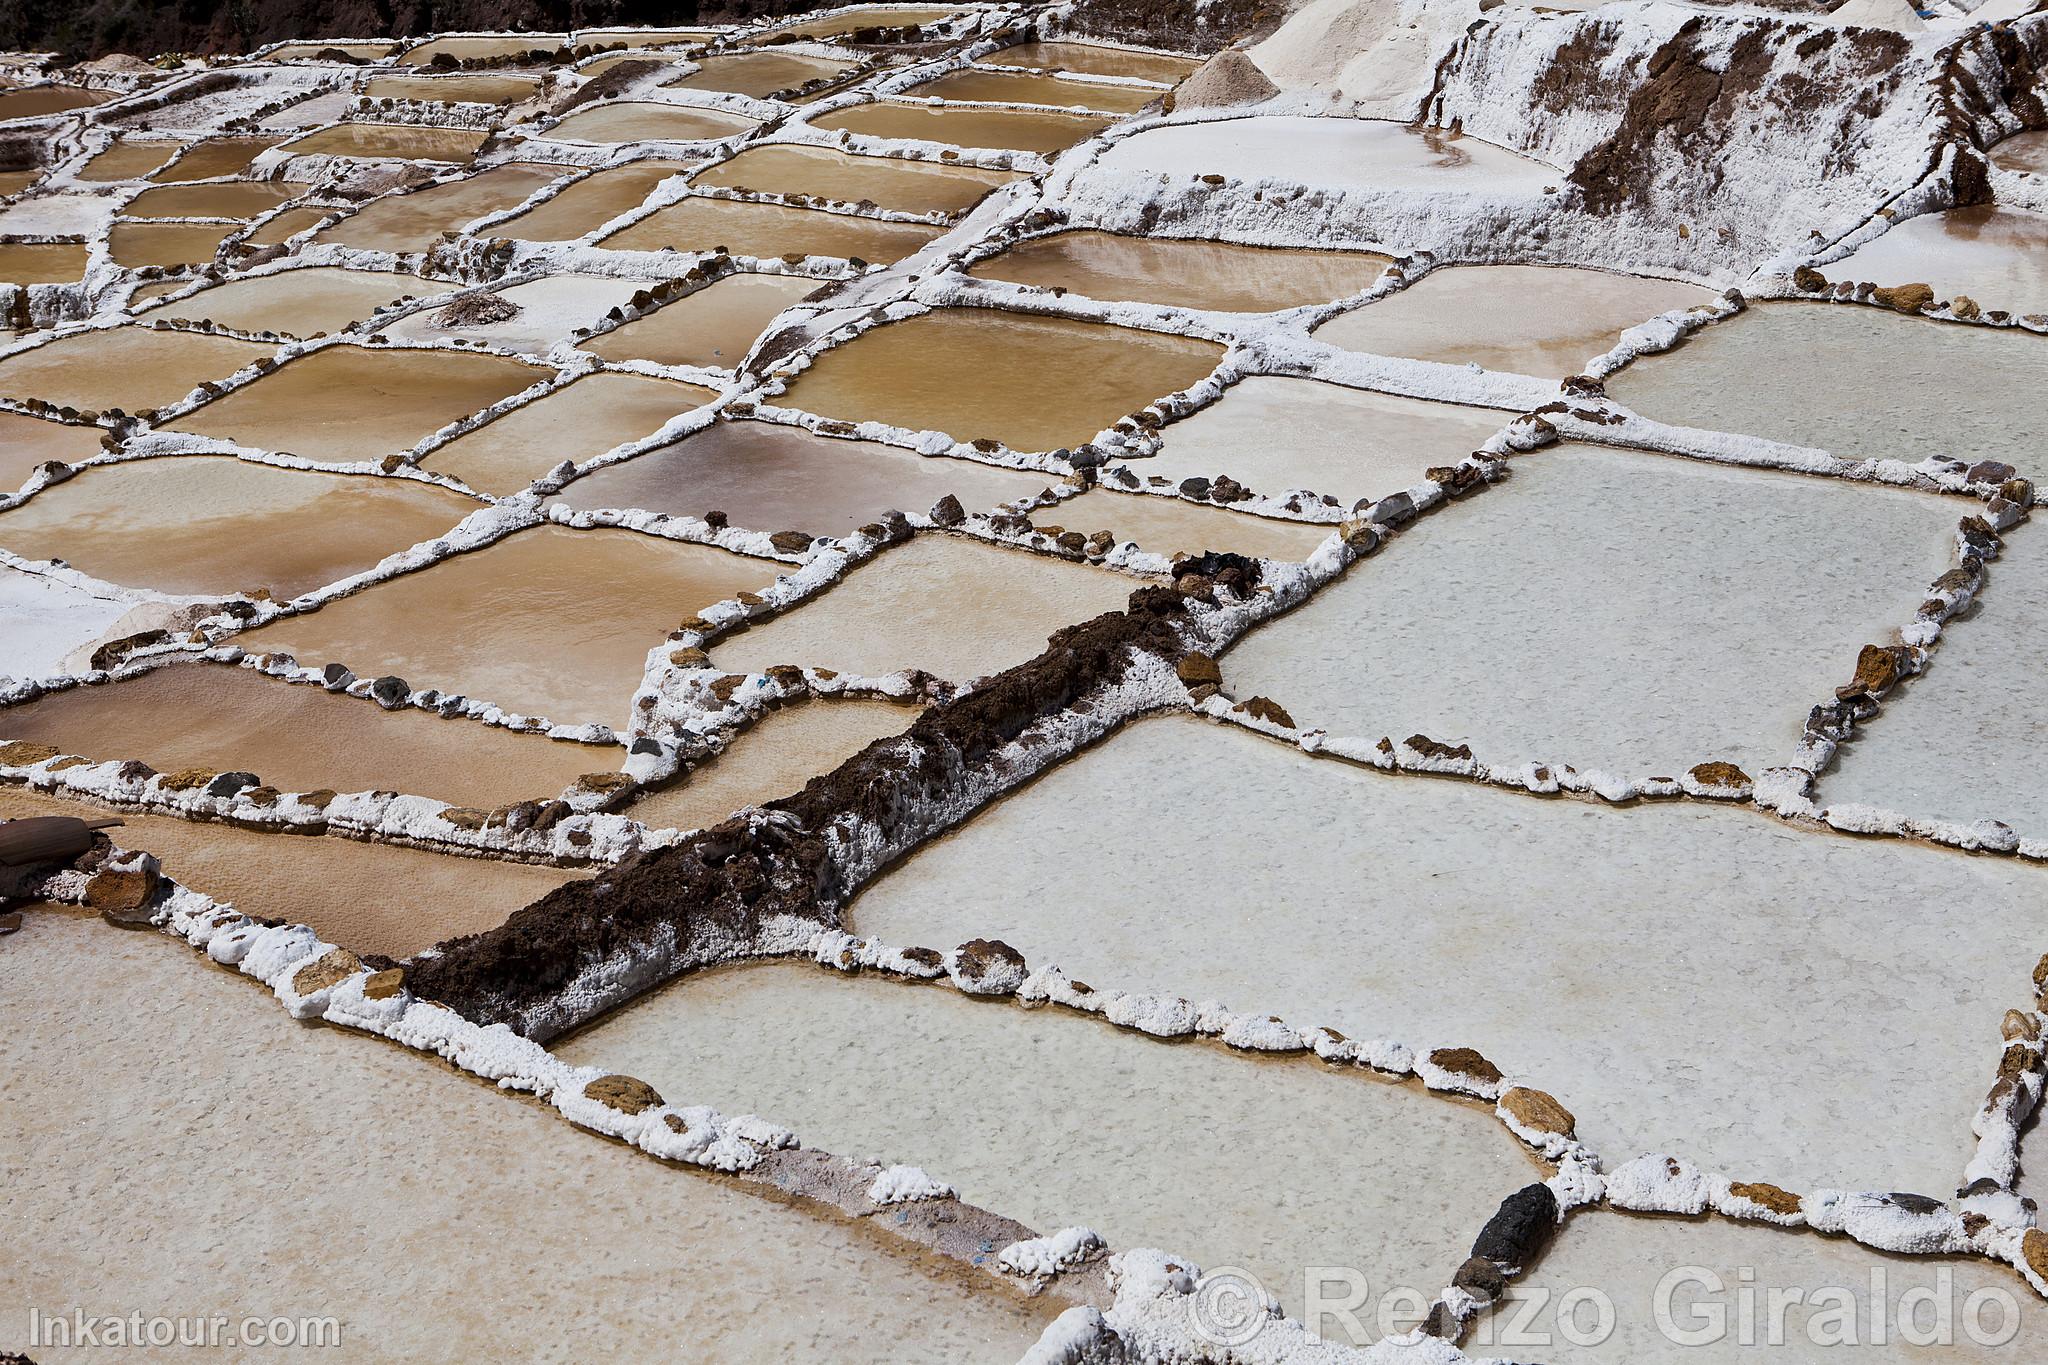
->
[600,196,945,262]
[579,273,819,369]
[970,229,1390,311]
[423,371,715,494]
[690,145,1022,215]
[810,101,1111,155]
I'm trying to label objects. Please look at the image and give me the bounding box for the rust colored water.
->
[556,420,1052,533]
[241,525,782,724]
[0,327,271,412]
[77,140,175,180]
[364,74,542,103]
[709,533,1135,682]
[625,699,914,831]
[400,34,567,64]
[107,221,228,269]
[986,40,1199,83]
[151,137,284,181]
[490,161,687,240]
[581,273,818,369]
[283,122,488,162]
[0,412,103,487]
[424,371,715,494]
[137,268,455,337]
[172,344,540,464]
[690,144,1021,215]
[778,308,1223,451]
[545,101,758,143]
[0,170,36,196]
[0,663,608,809]
[0,455,472,596]
[0,241,86,284]
[122,180,301,219]
[244,206,330,245]
[1052,488,1331,561]
[316,162,564,252]
[664,51,857,99]
[0,86,108,119]
[600,196,944,261]
[972,229,1390,311]
[908,68,1159,113]
[812,101,1111,155]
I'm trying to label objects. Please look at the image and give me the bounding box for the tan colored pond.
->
[400,34,567,64]
[0,411,103,487]
[264,39,399,60]
[577,27,717,47]
[710,533,1134,682]
[0,663,607,810]
[151,137,284,181]
[363,73,542,103]
[122,180,301,219]
[691,144,1021,215]
[1990,129,2048,174]
[424,371,714,494]
[665,51,859,99]
[244,205,331,245]
[758,6,959,40]
[0,86,108,119]
[601,196,945,261]
[138,267,455,337]
[581,273,818,369]
[778,308,1223,452]
[284,122,489,162]
[77,140,175,180]
[172,344,540,464]
[987,40,1200,83]
[107,221,228,269]
[557,420,1051,533]
[0,455,472,596]
[0,170,37,196]
[241,525,782,724]
[972,229,1390,311]
[546,101,758,143]
[908,68,1160,113]
[490,161,687,240]
[0,241,86,285]
[316,162,564,252]
[578,53,691,77]
[0,327,271,412]
[812,101,1111,155]
[1831,204,2048,318]
[626,698,915,831]
[1053,487,1330,561]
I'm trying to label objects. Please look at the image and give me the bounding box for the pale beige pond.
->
[664,51,858,99]
[243,205,330,245]
[972,229,1390,311]
[0,411,104,487]
[0,327,271,412]
[0,241,86,284]
[1990,129,2048,175]
[625,699,916,831]
[138,267,455,337]
[545,101,758,143]
[602,196,945,261]
[709,533,1134,682]
[107,221,229,270]
[778,308,1223,451]
[1830,205,2048,319]
[316,162,564,252]
[987,40,1200,83]
[400,34,567,64]
[581,273,819,369]
[122,180,301,219]
[812,101,1111,155]
[151,137,284,181]
[77,140,176,180]
[171,344,541,464]
[363,73,542,103]
[490,161,688,240]
[0,86,108,119]
[907,68,1160,113]
[691,144,1022,215]
[577,27,718,47]
[1054,488,1332,561]
[0,455,472,596]
[579,53,692,77]
[283,122,489,162]
[0,170,35,196]
[556,420,1052,533]
[759,6,959,40]
[264,39,399,60]
[424,371,715,494]
[241,525,782,724]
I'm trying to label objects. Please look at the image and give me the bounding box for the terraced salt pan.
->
[489,161,688,240]
[600,196,945,262]
[970,229,1390,311]
[106,220,229,269]
[579,53,692,77]
[244,206,328,245]
[545,101,758,144]
[558,963,1534,1324]
[708,533,1134,682]
[1227,441,1955,776]
[0,411,104,488]
[151,136,283,181]
[760,5,960,39]
[811,101,1112,155]
[138,267,455,336]
[577,27,717,47]
[1098,116,1558,194]
[663,51,858,100]
[363,73,543,103]
[690,144,1022,215]
[316,162,563,252]
[0,171,35,197]
[1056,487,1332,561]
[1146,376,1510,505]
[400,34,567,64]
[241,525,780,725]
[385,274,643,352]
[0,86,108,119]
[987,41,1200,83]
[1606,302,2048,468]
[170,344,540,465]
[264,39,398,60]
[0,327,271,412]
[555,419,1052,533]
[908,68,1162,113]
[1314,264,1713,375]
[625,699,916,831]
[0,663,604,810]
[854,714,2048,1196]
[0,241,86,284]
[122,179,301,219]
[777,308,1223,452]
[580,272,819,369]
[282,122,488,162]
[77,140,175,180]
[1989,129,2048,174]
[423,370,714,494]
[1832,206,2048,318]
[0,455,473,596]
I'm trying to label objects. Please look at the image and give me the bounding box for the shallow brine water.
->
[0,411,104,488]
[362,73,542,104]
[1990,128,2048,175]
[544,101,759,144]
[775,308,1223,452]
[316,162,564,252]
[263,39,398,60]
[423,370,714,493]
[689,144,1023,215]
[282,122,489,162]
[0,241,86,285]
[150,136,284,181]
[240,524,782,725]
[579,272,819,369]
[576,27,717,47]
[756,6,961,40]
[138,267,455,337]
[1099,116,1558,194]
[106,221,230,270]
[0,86,108,119]
[1052,487,1332,561]
[662,51,858,100]
[76,140,176,180]
[0,327,271,413]
[708,533,1134,682]
[489,161,688,240]
[906,68,1162,113]
[970,229,1390,311]
[600,196,945,262]
[1829,205,2048,321]
[554,419,1052,533]
[121,180,301,219]
[811,101,1112,155]
[399,34,566,64]
[243,205,330,246]
[985,40,1200,83]
[0,454,472,596]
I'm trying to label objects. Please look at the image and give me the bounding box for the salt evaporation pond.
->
[987,41,1200,83]
[263,39,397,60]
[759,6,962,40]
[489,161,688,240]
[0,662,606,810]
[77,140,175,180]
[559,963,1536,1326]
[776,308,1223,451]
[0,241,86,285]
[244,206,329,245]
[663,51,857,99]
[576,27,717,47]
[385,274,644,352]
[0,455,472,596]
[601,197,946,262]
[241,525,780,725]
[122,180,300,219]
[363,73,542,103]
[625,699,916,832]
[970,229,1390,311]
[0,326,271,412]
[0,411,104,488]
[852,713,2048,1197]
[1606,302,2048,467]
[0,85,108,118]
[555,420,1052,533]
[1099,116,1557,194]
[106,221,230,270]
[579,273,819,369]
[1224,441,1954,777]
[423,371,713,494]
[1990,129,2048,174]
[1313,264,1713,375]
[316,162,564,252]
[906,68,1161,113]
[709,534,1135,682]
[1053,487,1333,561]
[171,344,540,464]
[138,267,455,337]
[150,136,281,180]
[544,101,759,144]
[400,34,566,64]
[1831,205,2048,320]
[690,144,1023,215]
[1144,376,1510,505]
[282,122,488,162]
[811,101,1112,155]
